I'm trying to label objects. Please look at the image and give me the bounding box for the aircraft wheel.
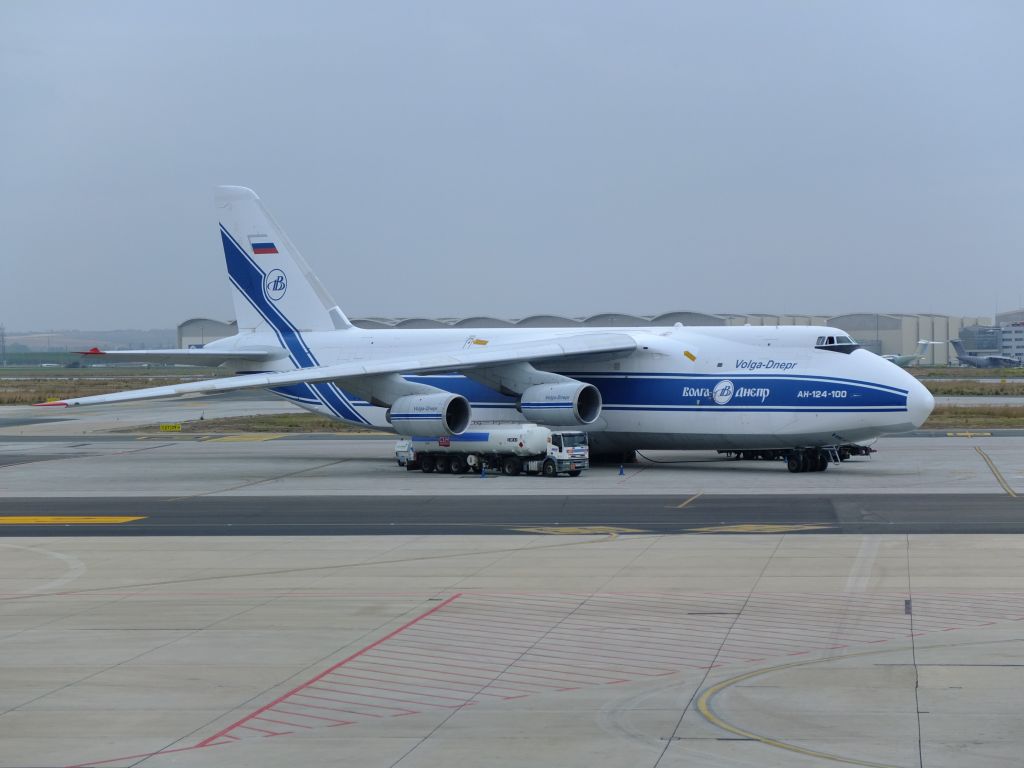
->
[502,457,522,476]
[449,455,468,474]
[786,454,802,473]
[420,455,435,473]
[542,459,558,477]
[815,452,829,472]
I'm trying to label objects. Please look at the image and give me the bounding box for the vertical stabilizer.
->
[216,186,352,333]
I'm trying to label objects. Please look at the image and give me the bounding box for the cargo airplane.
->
[881,340,940,368]
[949,339,1021,369]
[38,187,934,473]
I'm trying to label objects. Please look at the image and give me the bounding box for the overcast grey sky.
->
[2,1,1022,329]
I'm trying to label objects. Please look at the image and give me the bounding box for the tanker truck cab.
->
[395,427,589,477]
[547,431,589,476]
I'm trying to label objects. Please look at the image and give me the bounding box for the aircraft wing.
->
[38,332,638,407]
[76,348,284,366]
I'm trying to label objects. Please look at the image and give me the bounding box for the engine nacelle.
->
[387,393,472,437]
[519,382,602,426]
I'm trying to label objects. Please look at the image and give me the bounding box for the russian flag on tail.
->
[248,235,278,255]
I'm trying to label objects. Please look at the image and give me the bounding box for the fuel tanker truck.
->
[395,424,589,477]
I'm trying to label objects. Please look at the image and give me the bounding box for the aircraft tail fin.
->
[216,186,352,334]
[949,339,967,358]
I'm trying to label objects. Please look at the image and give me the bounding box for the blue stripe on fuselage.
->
[336,372,908,413]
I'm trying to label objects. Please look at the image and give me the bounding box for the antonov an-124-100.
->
[38,187,934,473]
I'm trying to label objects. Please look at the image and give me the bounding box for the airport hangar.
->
[180,311,992,366]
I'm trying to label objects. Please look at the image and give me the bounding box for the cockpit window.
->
[815,333,860,354]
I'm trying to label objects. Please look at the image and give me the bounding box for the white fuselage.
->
[208,323,934,451]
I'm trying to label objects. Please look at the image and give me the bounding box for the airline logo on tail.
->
[265,269,287,301]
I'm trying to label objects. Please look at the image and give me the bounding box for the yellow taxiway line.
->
[975,446,1018,497]
[676,491,704,509]
[0,516,145,525]
[697,652,904,768]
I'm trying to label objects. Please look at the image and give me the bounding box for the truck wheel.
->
[420,455,435,473]
[502,457,522,476]
[568,469,582,477]
[542,459,557,477]
[449,455,468,474]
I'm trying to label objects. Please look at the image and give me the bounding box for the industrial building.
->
[177,318,237,349]
[179,312,998,365]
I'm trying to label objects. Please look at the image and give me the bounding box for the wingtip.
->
[34,401,69,408]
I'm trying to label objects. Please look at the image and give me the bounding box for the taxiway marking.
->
[697,651,904,768]
[512,526,645,535]
[0,516,145,525]
[675,491,704,509]
[975,446,1017,497]
[689,523,833,534]
[205,434,285,442]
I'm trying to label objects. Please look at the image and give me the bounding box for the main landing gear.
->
[785,448,834,473]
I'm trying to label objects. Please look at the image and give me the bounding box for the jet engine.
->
[386,393,472,437]
[519,382,602,426]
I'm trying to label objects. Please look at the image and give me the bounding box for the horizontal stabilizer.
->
[76,348,285,366]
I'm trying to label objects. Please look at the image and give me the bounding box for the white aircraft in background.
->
[38,187,934,473]
[882,340,941,368]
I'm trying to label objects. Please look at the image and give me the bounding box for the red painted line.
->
[253,715,312,729]
[238,724,291,736]
[335,667,524,697]
[522,648,689,674]
[311,681,468,709]
[351,657,542,689]
[327,670,507,699]
[196,593,462,747]
[306,685,425,711]
[348,661,531,691]
[272,707,354,725]
[288,693,385,717]
[317,677,475,703]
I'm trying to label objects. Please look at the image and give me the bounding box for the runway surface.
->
[2,493,1024,535]
[4,402,1024,767]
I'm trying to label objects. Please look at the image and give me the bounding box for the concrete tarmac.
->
[2,401,1024,767]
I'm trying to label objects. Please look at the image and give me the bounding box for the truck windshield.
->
[561,433,588,447]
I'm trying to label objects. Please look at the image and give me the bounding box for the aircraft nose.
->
[906,377,934,428]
